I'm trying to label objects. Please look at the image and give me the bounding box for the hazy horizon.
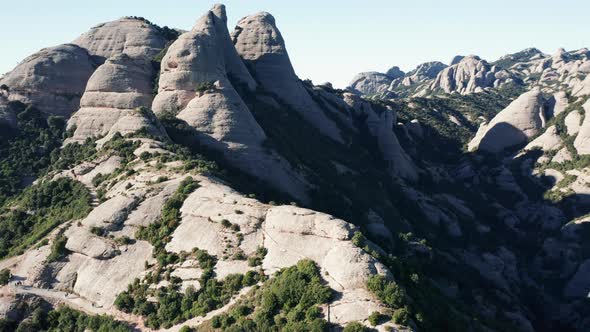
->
[1,0,589,88]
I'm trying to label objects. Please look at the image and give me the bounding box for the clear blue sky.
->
[1,0,589,88]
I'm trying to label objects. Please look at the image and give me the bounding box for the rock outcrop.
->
[232,12,344,143]
[468,89,546,153]
[152,6,308,201]
[565,110,583,135]
[73,17,169,60]
[431,55,507,94]
[385,66,405,79]
[547,91,569,117]
[0,97,17,129]
[0,44,97,117]
[343,93,418,180]
[349,72,395,96]
[66,53,165,144]
[573,100,590,154]
[524,125,562,151]
[395,61,447,87]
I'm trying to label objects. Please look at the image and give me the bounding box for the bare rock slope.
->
[0,44,97,117]
[468,89,546,153]
[152,5,308,201]
[66,53,166,144]
[73,17,169,60]
[232,11,344,143]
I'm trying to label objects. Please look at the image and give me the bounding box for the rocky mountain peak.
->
[385,66,405,79]
[450,55,465,65]
[232,10,345,143]
[73,17,169,60]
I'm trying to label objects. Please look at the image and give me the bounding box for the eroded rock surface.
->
[0,44,97,117]
[232,11,344,143]
[468,89,546,153]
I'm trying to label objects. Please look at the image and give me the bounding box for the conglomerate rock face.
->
[66,53,166,144]
[73,17,169,60]
[0,44,97,117]
[468,89,546,153]
[152,6,309,201]
[231,11,344,143]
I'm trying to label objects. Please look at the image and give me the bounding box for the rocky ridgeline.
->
[349,47,590,99]
[0,4,422,331]
[3,3,590,332]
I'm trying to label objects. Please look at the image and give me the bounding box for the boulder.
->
[468,89,546,153]
[73,17,168,60]
[0,44,97,117]
[232,12,343,143]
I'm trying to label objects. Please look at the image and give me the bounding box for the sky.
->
[1,0,589,88]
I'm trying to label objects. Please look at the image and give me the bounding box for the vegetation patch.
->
[0,103,68,204]
[0,305,131,332]
[204,259,331,331]
[115,248,261,329]
[136,176,199,256]
[0,177,91,258]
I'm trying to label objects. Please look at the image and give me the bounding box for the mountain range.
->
[0,4,589,332]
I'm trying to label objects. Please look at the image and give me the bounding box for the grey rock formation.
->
[573,100,590,154]
[343,93,418,181]
[385,66,405,79]
[232,12,344,143]
[66,53,165,144]
[349,72,394,96]
[524,125,562,151]
[431,55,503,94]
[450,55,465,65]
[152,6,308,201]
[0,44,97,117]
[468,89,546,153]
[545,91,569,117]
[73,17,168,60]
[565,110,583,135]
[0,97,17,129]
[407,61,448,81]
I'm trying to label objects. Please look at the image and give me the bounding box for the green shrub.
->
[0,178,91,259]
[368,311,383,326]
[352,231,366,247]
[343,321,370,332]
[210,259,331,331]
[90,226,106,237]
[46,232,68,263]
[136,177,199,252]
[248,246,267,267]
[366,275,406,309]
[116,269,260,328]
[0,269,10,285]
[392,307,410,325]
[195,81,215,93]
